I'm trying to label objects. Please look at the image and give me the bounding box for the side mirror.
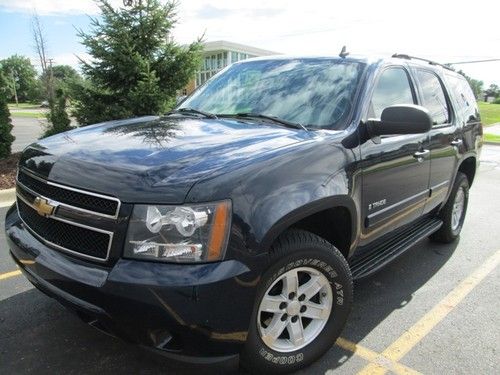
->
[367,104,432,137]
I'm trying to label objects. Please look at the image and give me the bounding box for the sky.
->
[0,0,499,86]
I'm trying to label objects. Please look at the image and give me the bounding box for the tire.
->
[431,172,469,243]
[240,230,353,374]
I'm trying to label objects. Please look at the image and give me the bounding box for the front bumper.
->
[5,205,260,361]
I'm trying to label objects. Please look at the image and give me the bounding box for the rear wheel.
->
[241,230,353,374]
[431,172,469,243]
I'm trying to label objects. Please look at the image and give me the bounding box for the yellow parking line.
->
[357,248,500,375]
[335,338,422,375]
[0,269,22,280]
[5,249,497,375]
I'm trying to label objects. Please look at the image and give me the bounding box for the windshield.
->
[181,58,366,129]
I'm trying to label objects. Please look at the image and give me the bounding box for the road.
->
[1,146,499,374]
[11,117,44,153]
[10,115,77,153]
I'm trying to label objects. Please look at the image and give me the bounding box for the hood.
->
[19,116,312,203]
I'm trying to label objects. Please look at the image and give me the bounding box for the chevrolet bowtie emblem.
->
[33,197,56,217]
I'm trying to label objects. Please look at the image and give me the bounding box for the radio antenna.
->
[339,46,349,58]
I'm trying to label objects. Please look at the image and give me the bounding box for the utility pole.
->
[10,70,18,107]
[47,58,55,104]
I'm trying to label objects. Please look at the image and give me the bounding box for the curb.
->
[0,188,16,207]
[484,142,500,146]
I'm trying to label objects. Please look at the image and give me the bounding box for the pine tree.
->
[72,0,203,125]
[0,69,15,158]
[42,88,73,138]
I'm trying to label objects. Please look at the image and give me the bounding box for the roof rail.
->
[392,53,454,71]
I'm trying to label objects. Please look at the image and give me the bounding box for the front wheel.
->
[431,172,469,243]
[241,230,353,374]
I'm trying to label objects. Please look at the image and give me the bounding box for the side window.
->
[445,74,479,124]
[416,70,450,125]
[370,68,414,118]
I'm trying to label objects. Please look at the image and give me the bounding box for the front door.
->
[359,66,431,246]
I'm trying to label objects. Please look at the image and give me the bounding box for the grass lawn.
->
[478,102,500,126]
[8,102,42,110]
[10,111,46,119]
[484,133,500,143]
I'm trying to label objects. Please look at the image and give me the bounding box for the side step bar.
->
[349,218,443,280]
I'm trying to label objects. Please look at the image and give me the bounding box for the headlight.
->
[124,200,231,263]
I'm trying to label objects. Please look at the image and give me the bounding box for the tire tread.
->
[431,172,469,243]
[270,229,352,286]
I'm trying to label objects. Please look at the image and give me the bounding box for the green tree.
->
[40,65,82,95]
[485,84,499,98]
[0,55,41,103]
[0,69,15,158]
[43,88,74,138]
[72,0,203,125]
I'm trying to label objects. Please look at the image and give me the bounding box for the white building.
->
[184,40,279,94]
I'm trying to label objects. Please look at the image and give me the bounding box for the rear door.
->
[359,66,431,246]
[413,69,461,214]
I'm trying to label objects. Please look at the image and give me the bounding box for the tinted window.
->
[369,68,414,118]
[445,74,479,124]
[181,59,366,129]
[416,70,450,125]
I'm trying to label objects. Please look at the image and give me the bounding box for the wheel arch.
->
[260,196,357,259]
[457,156,477,187]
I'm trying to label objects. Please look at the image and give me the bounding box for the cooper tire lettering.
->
[243,231,353,373]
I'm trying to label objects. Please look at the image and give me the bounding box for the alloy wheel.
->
[257,266,333,352]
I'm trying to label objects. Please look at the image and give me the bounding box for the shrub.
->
[0,71,15,158]
[42,88,74,138]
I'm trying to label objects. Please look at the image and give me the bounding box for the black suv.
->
[5,54,482,373]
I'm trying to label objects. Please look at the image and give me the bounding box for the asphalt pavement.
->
[10,115,77,153]
[11,117,44,153]
[1,146,499,374]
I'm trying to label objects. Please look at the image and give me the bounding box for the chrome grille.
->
[17,199,111,260]
[16,169,120,262]
[17,169,120,217]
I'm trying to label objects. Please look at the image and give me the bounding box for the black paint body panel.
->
[5,56,482,360]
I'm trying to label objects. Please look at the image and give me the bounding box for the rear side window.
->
[415,70,450,125]
[445,74,479,124]
[370,68,415,118]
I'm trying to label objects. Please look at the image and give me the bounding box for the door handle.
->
[451,139,463,147]
[413,149,430,162]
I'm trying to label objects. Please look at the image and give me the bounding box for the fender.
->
[259,195,358,253]
[442,151,478,206]
[186,138,360,258]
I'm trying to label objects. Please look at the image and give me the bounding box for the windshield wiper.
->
[218,113,307,131]
[166,107,218,119]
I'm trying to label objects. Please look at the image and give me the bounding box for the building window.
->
[195,48,262,89]
[217,53,222,68]
[231,51,238,63]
